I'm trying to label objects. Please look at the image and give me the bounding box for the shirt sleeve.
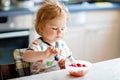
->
[59,40,75,61]
[28,39,42,51]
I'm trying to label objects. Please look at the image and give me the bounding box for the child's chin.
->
[55,38,61,41]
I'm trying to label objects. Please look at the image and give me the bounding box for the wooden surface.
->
[0,63,17,80]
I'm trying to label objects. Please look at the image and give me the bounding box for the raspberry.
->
[82,64,86,67]
[76,63,81,67]
[70,63,77,67]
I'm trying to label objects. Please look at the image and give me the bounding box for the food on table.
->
[66,60,92,77]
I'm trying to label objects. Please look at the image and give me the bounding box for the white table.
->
[9,58,120,80]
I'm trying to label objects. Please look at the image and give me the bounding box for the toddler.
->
[23,0,74,74]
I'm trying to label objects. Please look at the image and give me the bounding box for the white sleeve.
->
[59,40,75,61]
[28,40,41,51]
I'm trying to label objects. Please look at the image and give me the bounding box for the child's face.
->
[41,15,67,43]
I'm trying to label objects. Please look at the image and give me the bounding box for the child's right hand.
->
[45,46,60,58]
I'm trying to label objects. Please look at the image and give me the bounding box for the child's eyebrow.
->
[49,23,66,28]
[49,24,56,26]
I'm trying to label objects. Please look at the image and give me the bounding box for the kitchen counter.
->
[66,2,120,12]
[9,58,120,80]
[0,2,120,16]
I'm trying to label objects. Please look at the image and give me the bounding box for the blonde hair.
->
[35,0,69,35]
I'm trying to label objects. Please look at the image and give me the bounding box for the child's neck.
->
[50,42,56,46]
[40,37,56,46]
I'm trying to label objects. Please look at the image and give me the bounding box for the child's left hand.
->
[58,58,66,69]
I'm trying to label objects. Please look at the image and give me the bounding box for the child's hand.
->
[45,46,60,58]
[58,58,66,69]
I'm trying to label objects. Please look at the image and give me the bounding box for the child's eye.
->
[61,28,64,31]
[52,28,58,30]
[61,27,66,31]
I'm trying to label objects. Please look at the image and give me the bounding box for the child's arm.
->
[23,46,61,62]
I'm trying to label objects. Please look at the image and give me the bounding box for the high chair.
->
[13,49,31,77]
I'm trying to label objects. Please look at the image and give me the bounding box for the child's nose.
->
[57,29,62,34]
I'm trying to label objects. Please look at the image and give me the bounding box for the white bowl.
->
[66,60,92,77]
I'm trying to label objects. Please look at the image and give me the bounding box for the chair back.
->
[13,49,31,77]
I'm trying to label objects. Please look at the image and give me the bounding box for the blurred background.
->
[0,0,120,79]
[0,0,120,64]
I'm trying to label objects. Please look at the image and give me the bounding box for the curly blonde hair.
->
[35,0,69,35]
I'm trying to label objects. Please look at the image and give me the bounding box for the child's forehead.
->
[47,12,67,21]
[48,15,67,22]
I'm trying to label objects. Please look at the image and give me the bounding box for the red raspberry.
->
[70,63,77,67]
[82,64,86,67]
[76,63,81,67]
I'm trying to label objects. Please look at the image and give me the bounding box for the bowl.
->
[66,60,92,77]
